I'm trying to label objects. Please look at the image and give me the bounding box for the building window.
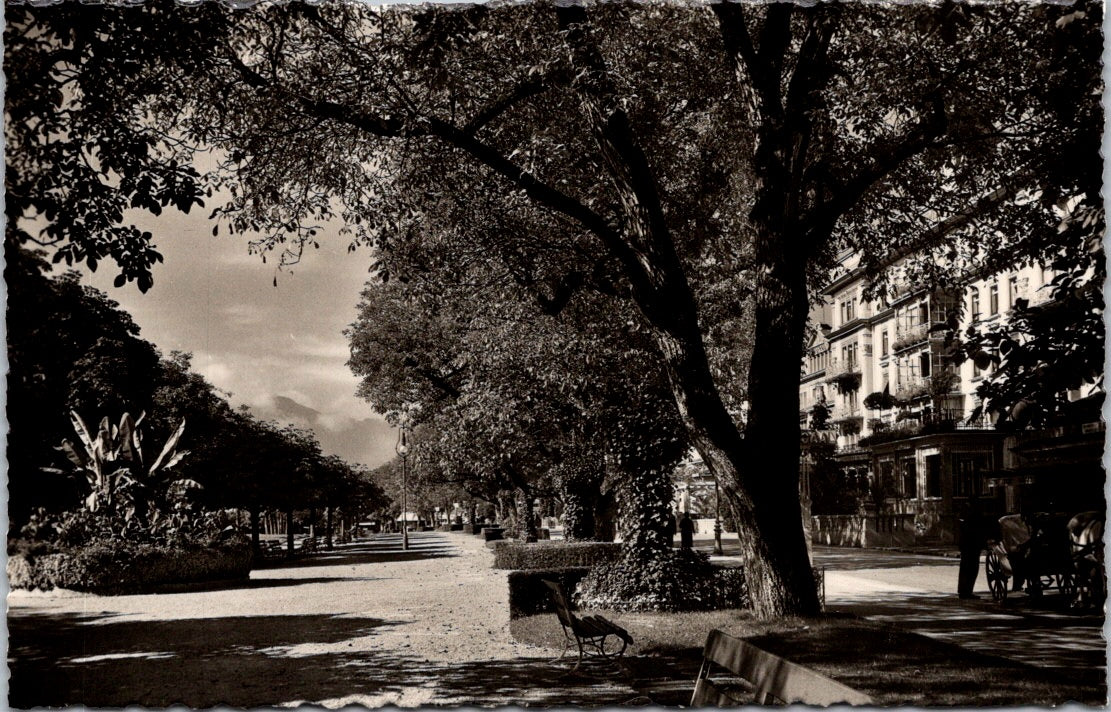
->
[878,460,895,499]
[1008,275,1018,307]
[953,453,991,497]
[919,351,931,378]
[901,457,917,499]
[925,454,942,498]
[881,330,889,357]
[841,298,856,324]
[969,289,980,322]
[989,282,999,315]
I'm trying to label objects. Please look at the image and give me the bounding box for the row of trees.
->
[6,0,1101,615]
[7,245,385,553]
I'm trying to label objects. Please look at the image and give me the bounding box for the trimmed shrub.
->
[492,540,622,570]
[507,567,591,619]
[576,548,749,612]
[8,538,252,594]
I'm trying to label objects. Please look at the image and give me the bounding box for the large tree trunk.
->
[285,507,294,557]
[250,505,261,555]
[613,456,673,555]
[513,487,538,542]
[325,504,334,550]
[555,4,820,616]
[560,461,603,540]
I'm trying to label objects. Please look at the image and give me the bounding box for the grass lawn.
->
[510,610,1106,706]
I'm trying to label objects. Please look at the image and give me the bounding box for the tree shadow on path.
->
[827,591,1105,686]
[8,609,664,708]
[254,534,458,571]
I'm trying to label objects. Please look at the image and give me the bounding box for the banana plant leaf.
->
[148,419,187,474]
[69,410,96,453]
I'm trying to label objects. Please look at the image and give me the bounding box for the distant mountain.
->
[253,394,396,468]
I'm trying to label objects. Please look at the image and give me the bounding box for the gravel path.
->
[8,531,640,708]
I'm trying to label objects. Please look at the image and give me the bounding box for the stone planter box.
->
[482,527,505,542]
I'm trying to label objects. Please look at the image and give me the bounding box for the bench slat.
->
[695,629,873,706]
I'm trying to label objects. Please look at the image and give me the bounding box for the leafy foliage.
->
[576,548,748,613]
[8,535,251,593]
[492,541,621,571]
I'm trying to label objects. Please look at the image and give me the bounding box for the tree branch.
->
[463,73,558,135]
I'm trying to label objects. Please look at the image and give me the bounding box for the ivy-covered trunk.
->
[513,487,538,542]
[559,461,603,540]
[614,456,674,556]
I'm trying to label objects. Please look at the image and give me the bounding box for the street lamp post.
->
[396,420,411,551]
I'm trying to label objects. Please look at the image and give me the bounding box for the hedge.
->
[8,540,253,594]
[507,567,592,619]
[492,540,622,570]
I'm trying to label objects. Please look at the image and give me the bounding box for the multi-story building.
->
[801,251,1103,544]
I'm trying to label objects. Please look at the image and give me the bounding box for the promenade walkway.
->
[818,546,1106,682]
[7,532,637,708]
[698,537,1105,681]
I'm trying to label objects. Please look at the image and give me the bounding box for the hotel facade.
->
[800,252,1103,545]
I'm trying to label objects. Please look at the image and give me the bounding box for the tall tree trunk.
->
[325,504,334,550]
[285,507,294,557]
[250,505,261,555]
[560,462,603,540]
[515,487,538,542]
[613,456,674,555]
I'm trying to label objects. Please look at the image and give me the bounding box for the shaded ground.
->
[11,531,633,708]
[9,532,1105,707]
[818,547,1106,678]
[8,609,646,708]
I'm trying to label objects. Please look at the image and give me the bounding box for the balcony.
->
[827,361,863,394]
[892,323,929,352]
[894,377,928,402]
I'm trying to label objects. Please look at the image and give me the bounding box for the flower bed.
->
[8,538,252,594]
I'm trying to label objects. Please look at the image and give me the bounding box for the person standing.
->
[679,512,695,550]
[958,495,985,599]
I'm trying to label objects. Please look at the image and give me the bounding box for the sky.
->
[72,206,400,469]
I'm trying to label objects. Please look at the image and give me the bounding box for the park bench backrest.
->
[541,579,576,629]
[692,629,874,706]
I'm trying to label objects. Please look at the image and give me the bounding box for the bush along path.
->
[7,531,656,708]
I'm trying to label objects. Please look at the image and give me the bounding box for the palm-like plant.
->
[56,410,193,524]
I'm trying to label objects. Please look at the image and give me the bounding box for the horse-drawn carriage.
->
[982,510,1104,607]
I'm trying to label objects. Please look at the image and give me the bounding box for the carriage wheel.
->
[1058,571,1076,599]
[985,549,1008,601]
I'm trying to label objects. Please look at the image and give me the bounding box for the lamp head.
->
[395,424,410,457]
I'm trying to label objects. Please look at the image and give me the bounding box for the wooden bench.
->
[692,629,873,706]
[541,579,633,669]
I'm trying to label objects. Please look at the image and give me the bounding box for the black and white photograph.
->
[4,0,1106,706]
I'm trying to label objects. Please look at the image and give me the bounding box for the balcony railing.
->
[894,377,928,401]
[892,323,929,352]
[827,359,862,378]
